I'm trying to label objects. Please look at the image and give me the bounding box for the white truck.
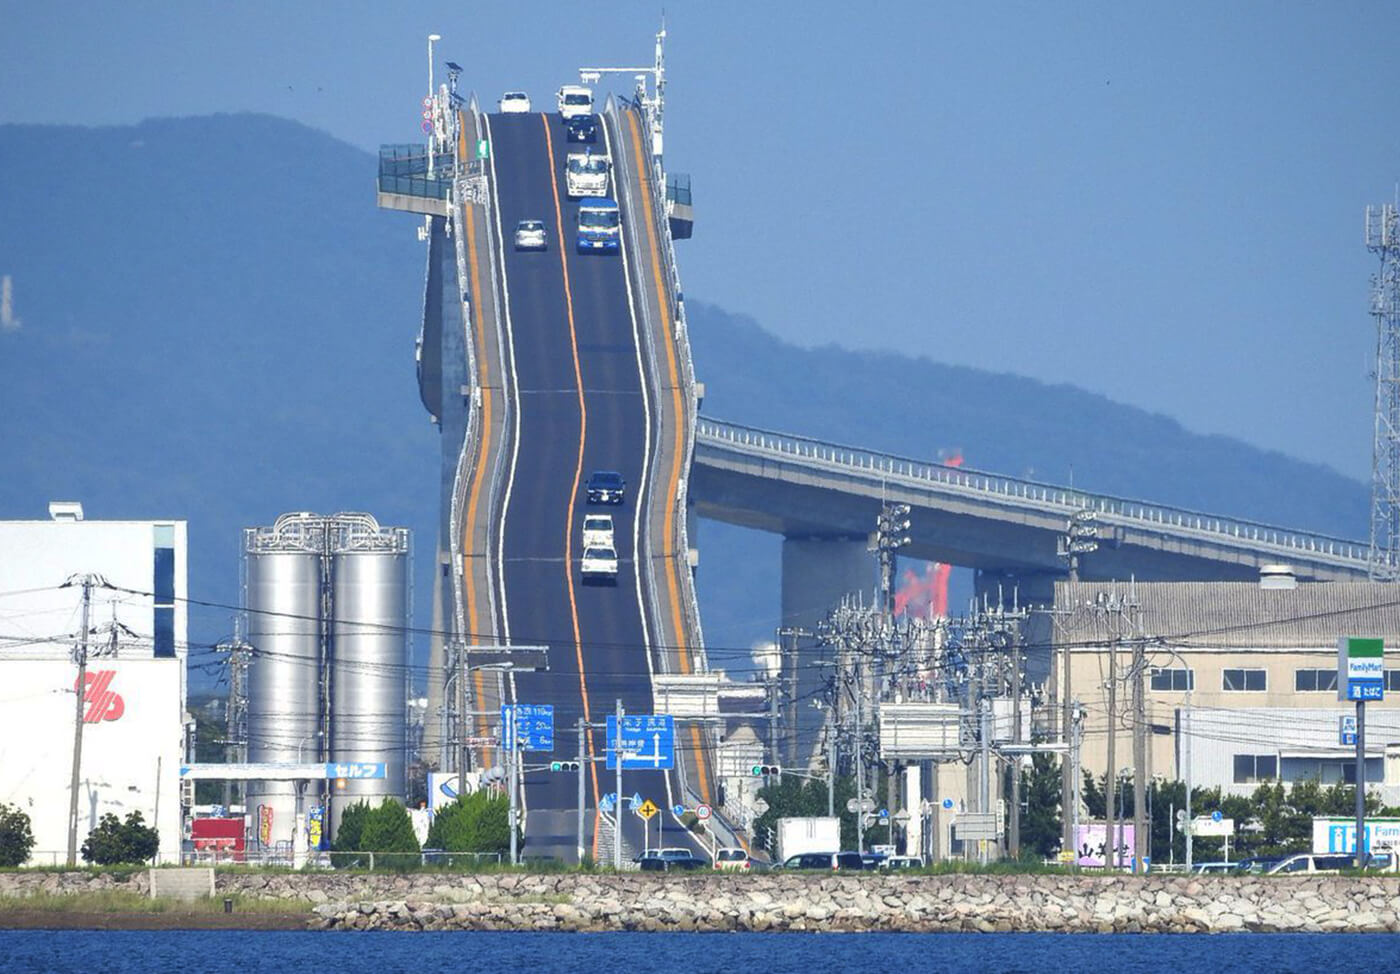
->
[565,150,610,199]
[557,84,594,120]
[582,514,615,550]
[581,544,618,583]
[776,816,841,864]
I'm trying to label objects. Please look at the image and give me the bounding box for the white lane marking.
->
[602,112,655,670]
[484,113,523,650]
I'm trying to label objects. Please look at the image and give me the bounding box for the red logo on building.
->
[77,670,125,723]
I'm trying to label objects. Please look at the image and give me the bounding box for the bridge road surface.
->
[486,110,669,862]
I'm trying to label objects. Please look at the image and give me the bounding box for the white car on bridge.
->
[499,91,531,113]
[581,544,618,584]
[582,514,614,550]
[514,220,547,251]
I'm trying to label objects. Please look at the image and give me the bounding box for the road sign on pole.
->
[501,704,554,751]
[606,714,675,769]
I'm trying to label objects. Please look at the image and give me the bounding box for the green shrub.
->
[425,789,511,854]
[80,811,158,865]
[0,803,35,867]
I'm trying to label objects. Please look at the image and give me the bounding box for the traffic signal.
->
[750,764,781,778]
[550,761,581,773]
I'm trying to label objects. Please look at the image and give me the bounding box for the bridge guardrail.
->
[695,417,1370,567]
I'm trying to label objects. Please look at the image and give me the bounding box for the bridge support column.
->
[781,536,873,771]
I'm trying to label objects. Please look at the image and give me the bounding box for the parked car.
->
[639,848,708,871]
[715,847,751,871]
[1231,856,1284,875]
[1190,861,1235,875]
[499,91,531,113]
[779,851,864,871]
[881,855,924,870]
[586,470,626,504]
[513,220,547,251]
[1266,853,1355,875]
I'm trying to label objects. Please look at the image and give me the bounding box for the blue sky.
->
[5,1,1400,482]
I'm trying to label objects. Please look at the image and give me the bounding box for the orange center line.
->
[460,109,494,763]
[623,110,712,807]
[541,114,604,857]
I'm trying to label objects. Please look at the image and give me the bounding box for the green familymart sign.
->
[1338,636,1385,702]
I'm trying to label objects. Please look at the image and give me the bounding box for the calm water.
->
[2,930,1397,973]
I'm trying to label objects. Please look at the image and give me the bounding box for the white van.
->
[1266,853,1355,875]
[557,84,594,120]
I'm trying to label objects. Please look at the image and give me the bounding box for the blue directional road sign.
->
[606,714,675,770]
[502,704,555,751]
[600,793,616,813]
[325,762,386,780]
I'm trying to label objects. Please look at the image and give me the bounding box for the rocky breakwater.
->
[296,873,1400,934]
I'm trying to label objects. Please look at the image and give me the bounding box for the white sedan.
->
[499,91,531,113]
[514,220,547,251]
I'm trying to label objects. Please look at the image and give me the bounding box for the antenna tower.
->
[1367,202,1400,580]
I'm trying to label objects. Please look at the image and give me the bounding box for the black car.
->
[780,851,863,871]
[566,114,598,143]
[638,853,708,871]
[586,470,626,504]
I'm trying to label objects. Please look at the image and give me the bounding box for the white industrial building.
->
[0,502,187,864]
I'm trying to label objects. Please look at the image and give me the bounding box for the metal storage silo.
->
[244,515,325,854]
[329,515,409,832]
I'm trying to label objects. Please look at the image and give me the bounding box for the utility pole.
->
[506,706,518,866]
[1009,628,1023,860]
[855,660,865,855]
[826,731,835,817]
[614,699,624,871]
[979,695,992,866]
[1131,623,1147,873]
[1366,201,1400,580]
[1105,632,1119,870]
[577,717,587,865]
[66,574,95,868]
[777,626,811,769]
[1058,509,1096,857]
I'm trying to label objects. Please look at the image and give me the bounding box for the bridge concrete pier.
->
[781,536,875,770]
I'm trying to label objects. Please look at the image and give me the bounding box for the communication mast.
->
[1366,202,1400,580]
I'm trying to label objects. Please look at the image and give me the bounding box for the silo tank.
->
[330,547,407,829]
[245,547,322,851]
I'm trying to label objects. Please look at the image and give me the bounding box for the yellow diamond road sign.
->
[635,799,660,820]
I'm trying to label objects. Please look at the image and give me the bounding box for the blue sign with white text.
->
[502,704,555,751]
[606,714,675,770]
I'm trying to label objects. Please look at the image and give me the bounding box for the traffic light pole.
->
[507,706,518,866]
[614,699,624,871]
[577,717,586,865]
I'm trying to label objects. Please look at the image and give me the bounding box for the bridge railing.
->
[695,418,1370,565]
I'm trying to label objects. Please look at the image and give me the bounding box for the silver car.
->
[514,220,547,251]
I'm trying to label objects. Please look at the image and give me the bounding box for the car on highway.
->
[513,220,547,251]
[779,851,864,871]
[582,514,614,549]
[566,115,598,143]
[1231,856,1284,875]
[586,470,626,504]
[715,847,751,871]
[881,855,925,870]
[580,544,618,584]
[638,847,708,871]
[1266,853,1355,875]
[499,91,532,113]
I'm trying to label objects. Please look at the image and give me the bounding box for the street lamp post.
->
[427,33,442,176]
[294,730,323,867]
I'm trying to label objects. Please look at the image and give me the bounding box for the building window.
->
[1222,668,1266,692]
[1387,670,1400,692]
[153,525,176,658]
[1295,669,1338,693]
[1150,667,1194,692]
[1233,754,1278,783]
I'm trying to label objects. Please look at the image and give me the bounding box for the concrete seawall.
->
[3,871,1397,933]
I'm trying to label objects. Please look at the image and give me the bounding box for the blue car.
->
[566,115,598,143]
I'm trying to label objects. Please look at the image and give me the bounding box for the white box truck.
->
[566,150,610,199]
[557,84,594,120]
[776,816,841,863]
